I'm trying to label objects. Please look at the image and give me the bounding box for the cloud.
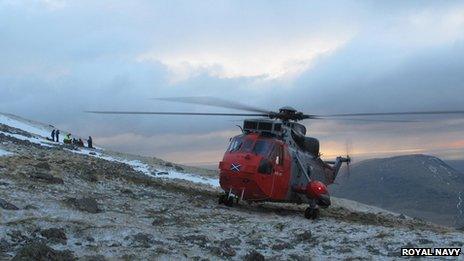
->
[1,1,464,164]
[137,35,351,82]
[0,0,67,10]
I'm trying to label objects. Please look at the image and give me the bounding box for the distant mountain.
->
[330,154,464,227]
[445,160,464,174]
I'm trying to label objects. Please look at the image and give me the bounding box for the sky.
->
[1,0,464,166]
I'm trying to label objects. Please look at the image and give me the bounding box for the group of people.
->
[51,129,93,149]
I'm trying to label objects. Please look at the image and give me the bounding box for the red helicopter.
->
[87,97,464,219]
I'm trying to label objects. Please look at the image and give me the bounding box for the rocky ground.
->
[1,119,464,260]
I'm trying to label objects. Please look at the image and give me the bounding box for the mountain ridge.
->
[331,154,464,227]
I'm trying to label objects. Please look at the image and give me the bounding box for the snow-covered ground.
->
[68,147,219,187]
[0,113,219,187]
[0,148,14,157]
[0,131,56,148]
[0,113,52,138]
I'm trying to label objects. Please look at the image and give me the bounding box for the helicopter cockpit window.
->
[240,138,255,152]
[228,136,244,152]
[252,139,274,157]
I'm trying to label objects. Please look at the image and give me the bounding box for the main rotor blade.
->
[318,110,464,118]
[154,96,271,114]
[314,118,418,123]
[85,110,269,117]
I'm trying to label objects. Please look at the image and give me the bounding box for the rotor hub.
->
[270,106,307,121]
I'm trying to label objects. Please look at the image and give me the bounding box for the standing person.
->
[55,130,60,142]
[51,129,56,141]
[87,136,93,149]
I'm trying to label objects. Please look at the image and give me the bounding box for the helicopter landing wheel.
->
[304,207,320,219]
[225,196,234,207]
[218,194,227,204]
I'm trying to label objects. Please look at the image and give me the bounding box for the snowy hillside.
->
[0,113,218,187]
[1,113,463,260]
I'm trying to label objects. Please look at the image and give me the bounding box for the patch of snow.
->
[160,170,219,187]
[0,114,51,138]
[0,131,56,148]
[0,148,14,157]
[428,165,438,174]
[67,148,220,187]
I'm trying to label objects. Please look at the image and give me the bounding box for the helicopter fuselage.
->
[218,118,348,208]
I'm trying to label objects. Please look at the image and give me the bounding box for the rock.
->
[164,162,174,167]
[182,234,208,247]
[65,197,101,213]
[247,238,266,249]
[321,244,334,251]
[156,171,169,176]
[139,191,156,198]
[8,230,30,244]
[79,169,98,183]
[274,223,285,231]
[271,242,291,250]
[244,250,265,261]
[40,228,67,244]
[222,237,241,245]
[121,189,134,195]
[35,162,51,170]
[399,214,406,219]
[418,238,433,244]
[120,189,139,200]
[126,233,155,248]
[288,254,308,261]
[294,230,312,242]
[211,241,236,257]
[29,172,64,184]
[339,246,352,253]
[11,242,76,261]
[0,238,11,252]
[0,198,19,210]
[174,165,184,171]
[366,245,381,255]
[24,204,38,210]
[80,255,106,261]
[152,217,165,226]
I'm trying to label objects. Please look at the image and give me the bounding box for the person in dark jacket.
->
[51,129,56,141]
[87,136,93,149]
[55,130,60,142]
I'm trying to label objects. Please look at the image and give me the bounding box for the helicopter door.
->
[271,143,288,199]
